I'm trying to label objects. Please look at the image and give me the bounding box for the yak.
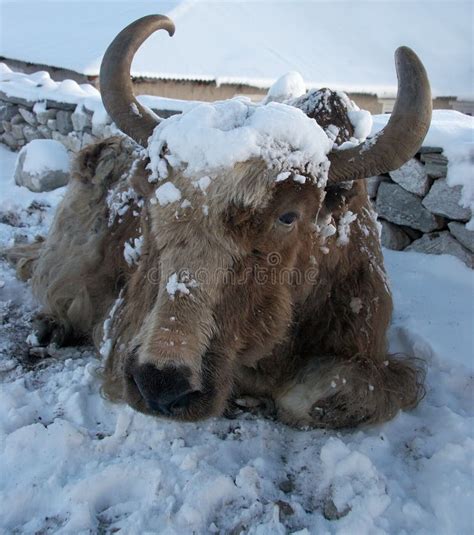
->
[8,15,432,429]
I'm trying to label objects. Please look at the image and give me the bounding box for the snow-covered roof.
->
[0,1,472,99]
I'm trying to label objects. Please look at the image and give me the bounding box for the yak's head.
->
[99,15,431,420]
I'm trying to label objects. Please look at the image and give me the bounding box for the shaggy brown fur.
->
[5,93,425,429]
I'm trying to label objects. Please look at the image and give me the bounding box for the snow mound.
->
[263,71,306,103]
[147,99,333,185]
[372,110,474,229]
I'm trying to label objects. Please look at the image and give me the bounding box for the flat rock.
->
[389,158,431,196]
[71,109,92,131]
[0,90,34,108]
[418,146,443,154]
[422,179,471,221]
[420,152,448,165]
[81,132,97,148]
[420,153,448,178]
[380,219,411,250]
[14,139,70,192]
[37,125,52,139]
[152,108,181,119]
[36,108,57,125]
[448,222,474,253]
[406,231,474,268]
[399,226,422,241]
[11,123,25,140]
[366,175,386,198]
[45,99,76,111]
[0,102,18,122]
[51,130,82,152]
[11,113,24,125]
[23,125,44,143]
[18,107,37,127]
[376,182,444,232]
[1,132,19,150]
[56,110,73,135]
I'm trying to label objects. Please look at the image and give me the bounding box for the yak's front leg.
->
[275,257,425,429]
[276,353,424,429]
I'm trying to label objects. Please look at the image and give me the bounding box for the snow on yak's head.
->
[99,15,431,420]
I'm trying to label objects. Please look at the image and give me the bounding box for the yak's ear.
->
[73,137,130,187]
[289,88,355,146]
[73,140,112,184]
[73,137,147,199]
[129,160,156,199]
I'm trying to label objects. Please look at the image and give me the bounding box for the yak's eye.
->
[278,211,299,226]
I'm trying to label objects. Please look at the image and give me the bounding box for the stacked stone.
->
[0,91,118,154]
[0,91,184,155]
[368,147,473,268]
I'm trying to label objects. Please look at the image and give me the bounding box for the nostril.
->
[169,390,196,411]
[130,362,195,415]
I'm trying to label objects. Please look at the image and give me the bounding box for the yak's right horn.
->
[100,15,175,147]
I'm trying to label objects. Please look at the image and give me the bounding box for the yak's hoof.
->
[310,393,372,429]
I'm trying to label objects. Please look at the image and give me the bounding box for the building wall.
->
[1,57,462,115]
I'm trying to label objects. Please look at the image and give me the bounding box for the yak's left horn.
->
[100,15,175,147]
[328,46,432,183]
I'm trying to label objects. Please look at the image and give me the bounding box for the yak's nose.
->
[132,363,196,415]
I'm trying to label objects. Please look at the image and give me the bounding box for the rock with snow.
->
[448,222,474,253]
[376,182,444,232]
[422,179,471,221]
[406,231,473,268]
[389,158,431,196]
[380,219,411,250]
[14,139,70,192]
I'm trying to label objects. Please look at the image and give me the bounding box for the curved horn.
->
[328,46,432,183]
[100,15,175,147]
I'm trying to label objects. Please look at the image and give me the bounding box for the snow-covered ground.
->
[0,138,473,533]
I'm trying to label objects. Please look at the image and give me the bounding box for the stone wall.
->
[368,149,473,267]
[1,82,472,268]
[1,96,99,153]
